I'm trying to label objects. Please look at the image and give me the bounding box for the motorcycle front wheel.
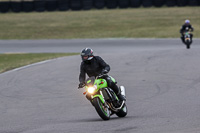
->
[187,45,190,49]
[93,97,110,120]
[185,40,191,49]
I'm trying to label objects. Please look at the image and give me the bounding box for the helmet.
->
[81,48,94,62]
[185,19,190,24]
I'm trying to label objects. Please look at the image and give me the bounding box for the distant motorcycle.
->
[181,27,193,49]
[183,31,192,49]
[79,75,127,120]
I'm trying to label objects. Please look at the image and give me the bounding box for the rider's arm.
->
[79,62,86,84]
[180,26,184,33]
[190,25,194,32]
[97,56,110,73]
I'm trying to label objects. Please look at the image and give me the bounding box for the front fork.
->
[92,94,105,104]
[86,91,108,107]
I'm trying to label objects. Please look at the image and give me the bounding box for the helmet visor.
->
[82,55,88,61]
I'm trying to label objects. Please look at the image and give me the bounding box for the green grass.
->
[0,53,78,73]
[0,7,199,39]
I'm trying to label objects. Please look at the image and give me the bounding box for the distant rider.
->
[78,48,125,101]
[180,19,194,42]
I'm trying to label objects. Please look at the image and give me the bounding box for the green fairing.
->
[87,80,92,84]
[95,79,107,89]
[94,76,116,89]
[86,76,116,101]
[92,95,105,104]
[110,76,116,83]
[85,78,107,93]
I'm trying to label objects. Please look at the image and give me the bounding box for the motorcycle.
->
[183,31,192,49]
[79,75,127,120]
[181,27,193,49]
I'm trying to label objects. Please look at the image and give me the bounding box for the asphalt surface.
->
[0,38,192,53]
[0,39,200,133]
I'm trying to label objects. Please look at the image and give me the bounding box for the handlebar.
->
[97,74,107,79]
[78,83,85,89]
[78,74,107,89]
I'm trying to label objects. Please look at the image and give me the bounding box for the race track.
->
[0,39,200,133]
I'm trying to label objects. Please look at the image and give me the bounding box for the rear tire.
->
[116,103,128,117]
[93,98,110,120]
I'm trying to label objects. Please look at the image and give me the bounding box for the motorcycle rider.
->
[78,48,125,101]
[180,19,194,42]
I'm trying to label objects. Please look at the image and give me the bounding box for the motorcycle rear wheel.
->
[93,98,110,120]
[116,103,128,117]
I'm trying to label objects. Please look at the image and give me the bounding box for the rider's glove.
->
[78,82,85,89]
[101,69,108,75]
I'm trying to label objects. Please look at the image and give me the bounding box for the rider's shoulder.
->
[94,56,104,60]
[81,61,85,66]
[94,56,100,59]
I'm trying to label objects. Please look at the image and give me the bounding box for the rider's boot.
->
[117,93,126,101]
[106,76,126,101]
[110,82,125,101]
[112,83,126,101]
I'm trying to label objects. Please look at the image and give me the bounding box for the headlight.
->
[87,85,97,94]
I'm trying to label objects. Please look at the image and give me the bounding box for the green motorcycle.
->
[80,75,127,120]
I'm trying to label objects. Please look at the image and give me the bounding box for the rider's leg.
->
[104,76,126,101]
[190,34,193,44]
[181,34,184,42]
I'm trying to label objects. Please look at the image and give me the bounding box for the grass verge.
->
[0,53,78,73]
[0,7,199,39]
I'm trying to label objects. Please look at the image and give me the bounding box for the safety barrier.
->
[188,0,199,6]
[34,0,45,12]
[166,0,176,7]
[94,0,105,9]
[46,0,57,11]
[58,0,69,11]
[82,0,93,10]
[10,0,22,12]
[0,0,10,12]
[153,0,165,7]
[0,0,200,13]
[23,0,34,12]
[130,0,141,8]
[142,0,153,7]
[177,0,188,6]
[118,0,129,8]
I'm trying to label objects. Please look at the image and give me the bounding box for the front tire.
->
[93,98,110,120]
[116,103,128,117]
[187,44,190,49]
[186,41,191,49]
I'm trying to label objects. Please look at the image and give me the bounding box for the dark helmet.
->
[81,48,94,61]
